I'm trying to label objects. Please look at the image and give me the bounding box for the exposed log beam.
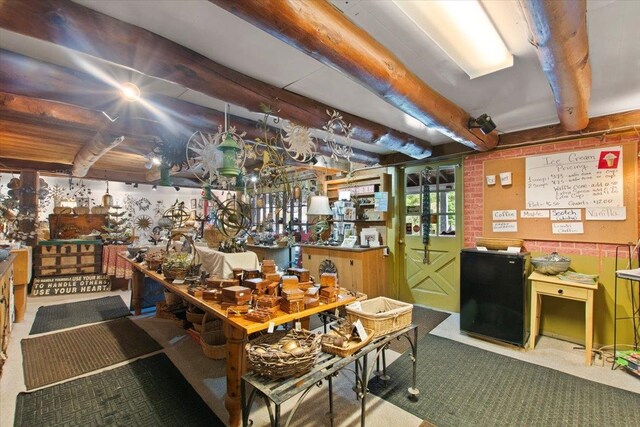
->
[519,0,591,131]
[0,50,381,165]
[0,157,72,174]
[210,0,496,153]
[0,0,431,158]
[72,133,126,177]
[380,110,640,165]
[499,109,640,146]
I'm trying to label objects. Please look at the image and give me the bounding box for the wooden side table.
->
[529,271,598,366]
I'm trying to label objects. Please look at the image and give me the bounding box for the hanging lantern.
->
[202,183,213,201]
[217,132,241,177]
[102,181,113,207]
[159,164,172,186]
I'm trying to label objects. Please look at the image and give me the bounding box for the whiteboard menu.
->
[525,146,623,209]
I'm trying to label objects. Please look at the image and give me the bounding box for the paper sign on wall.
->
[550,209,582,221]
[492,222,518,232]
[585,207,626,221]
[520,210,550,218]
[492,210,517,220]
[552,222,584,234]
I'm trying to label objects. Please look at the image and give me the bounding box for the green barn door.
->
[399,162,463,312]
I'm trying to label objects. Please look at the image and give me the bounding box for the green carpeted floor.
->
[369,334,640,427]
[15,353,225,427]
[30,296,131,335]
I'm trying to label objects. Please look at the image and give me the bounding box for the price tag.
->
[267,322,275,333]
[295,321,302,331]
[348,301,362,311]
[353,319,368,342]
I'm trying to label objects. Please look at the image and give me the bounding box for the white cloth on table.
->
[195,247,259,278]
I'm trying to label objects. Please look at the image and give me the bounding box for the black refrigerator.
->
[460,249,530,347]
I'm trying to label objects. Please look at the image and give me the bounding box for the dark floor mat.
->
[14,353,225,427]
[30,296,131,335]
[22,318,162,390]
[387,305,449,353]
[369,334,640,427]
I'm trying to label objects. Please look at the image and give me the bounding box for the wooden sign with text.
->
[32,274,111,296]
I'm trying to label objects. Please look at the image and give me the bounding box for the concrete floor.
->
[1,290,638,427]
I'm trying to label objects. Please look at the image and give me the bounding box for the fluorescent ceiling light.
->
[393,0,513,79]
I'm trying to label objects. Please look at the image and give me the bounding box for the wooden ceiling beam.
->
[0,0,431,159]
[0,157,72,174]
[519,0,591,131]
[380,110,640,165]
[0,50,381,165]
[210,0,497,153]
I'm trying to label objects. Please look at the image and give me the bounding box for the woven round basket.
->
[246,329,321,380]
[475,237,523,250]
[163,266,188,281]
[201,314,226,360]
[186,308,205,325]
[163,290,182,306]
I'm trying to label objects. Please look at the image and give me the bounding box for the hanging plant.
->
[154,134,189,171]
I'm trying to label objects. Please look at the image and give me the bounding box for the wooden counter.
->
[1,253,16,371]
[120,253,355,427]
[299,244,387,297]
[9,247,30,322]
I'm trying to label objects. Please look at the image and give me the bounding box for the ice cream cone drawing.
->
[598,150,621,169]
[604,153,617,167]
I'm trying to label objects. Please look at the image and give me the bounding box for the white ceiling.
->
[2,0,639,155]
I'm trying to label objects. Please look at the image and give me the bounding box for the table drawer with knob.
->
[534,281,588,300]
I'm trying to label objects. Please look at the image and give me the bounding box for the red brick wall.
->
[463,133,639,259]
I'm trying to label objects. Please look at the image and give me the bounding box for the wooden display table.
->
[529,271,598,366]
[120,254,356,427]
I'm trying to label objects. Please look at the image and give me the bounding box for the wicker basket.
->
[346,297,413,336]
[475,237,523,250]
[163,266,188,281]
[186,307,205,325]
[321,327,375,357]
[246,329,321,379]
[164,290,183,306]
[201,314,226,360]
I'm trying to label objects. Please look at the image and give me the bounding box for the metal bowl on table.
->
[531,252,571,275]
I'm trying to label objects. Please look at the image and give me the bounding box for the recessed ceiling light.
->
[393,0,513,79]
[120,82,141,102]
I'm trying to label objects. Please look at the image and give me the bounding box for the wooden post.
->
[131,268,144,316]
[18,170,38,247]
[223,321,248,427]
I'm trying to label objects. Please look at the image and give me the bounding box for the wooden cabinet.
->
[1,254,16,371]
[34,240,103,277]
[10,247,30,322]
[300,245,387,297]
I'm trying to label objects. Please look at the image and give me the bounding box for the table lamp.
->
[307,196,332,243]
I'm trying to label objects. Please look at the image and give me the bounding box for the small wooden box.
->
[287,268,310,283]
[304,297,319,309]
[261,265,277,275]
[244,277,270,292]
[264,273,281,284]
[254,294,280,308]
[202,289,221,301]
[282,288,304,301]
[320,273,338,287]
[243,269,261,280]
[281,299,304,314]
[267,282,279,296]
[320,286,338,298]
[206,278,240,288]
[281,275,299,291]
[222,285,251,304]
[319,295,337,304]
[298,281,315,291]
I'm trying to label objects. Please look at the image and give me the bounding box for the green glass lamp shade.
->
[217,132,241,177]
